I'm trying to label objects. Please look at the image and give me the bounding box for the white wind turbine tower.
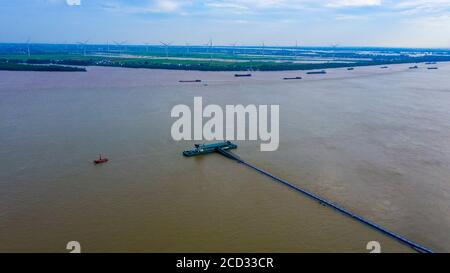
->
[160,41,172,58]
[144,42,150,54]
[261,42,266,56]
[327,43,339,63]
[77,40,89,56]
[185,42,190,56]
[205,38,213,62]
[229,42,237,55]
[25,38,31,57]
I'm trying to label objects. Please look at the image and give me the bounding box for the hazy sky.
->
[1,0,450,47]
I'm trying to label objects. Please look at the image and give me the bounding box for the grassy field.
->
[1,44,450,71]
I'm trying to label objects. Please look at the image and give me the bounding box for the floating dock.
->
[183,141,237,157]
[182,142,434,253]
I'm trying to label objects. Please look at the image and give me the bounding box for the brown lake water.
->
[1,64,449,252]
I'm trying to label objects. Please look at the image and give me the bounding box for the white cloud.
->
[394,0,450,14]
[326,0,381,8]
[205,0,383,11]
[155,0,180,12]
[98,0,450,19]
[66,0,81,6]
[206,2,250,10]
[396,0,450,8]
[100,0,190,14]
[335,14,369,20]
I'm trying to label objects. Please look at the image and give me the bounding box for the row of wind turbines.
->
[74,39,249,59]
[22,39,339,58]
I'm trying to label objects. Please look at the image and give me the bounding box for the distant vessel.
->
[94,154,109,165]
[380,66,388,69]
[425,62,436,65]
[306,70,326,75]
[179,80,201,83]
[347,67,354,70]
[428,67,438,70]
[283,76,302,80]
[234,73,252,77]
[409,65,419,69]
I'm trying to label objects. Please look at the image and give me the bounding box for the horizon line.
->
[1,42,450,50]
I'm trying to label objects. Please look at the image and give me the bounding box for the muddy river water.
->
[1,63,449,252]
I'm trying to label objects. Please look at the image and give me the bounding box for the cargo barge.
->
[306,70,326,75]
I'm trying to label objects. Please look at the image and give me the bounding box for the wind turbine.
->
[229,42,237,55]
[160,41,172,58]
[185,42,190,56]
[25,38,31,57]
[330,43,339,49]
[294,40,299,57]
[325,43,339,63]
[261,42,266,56]
[144,42,150,54]
[205,39,213,61]
[113,41,127,54]
[77,40,89,56]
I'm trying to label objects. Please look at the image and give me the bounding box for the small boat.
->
[380,66,388,69]
[425,62,436,65]
[283,76,302,80]
[306,70,326,75]
[94,154,109,164]
[179,80,201,83]
[347,67,354,70]
[234,73,252,77]
[427,67,438,70]
[183,141,237,157]
[409,65,418,69]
